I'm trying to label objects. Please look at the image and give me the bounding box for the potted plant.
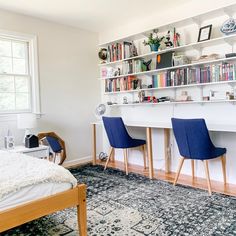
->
[143,29,164,52]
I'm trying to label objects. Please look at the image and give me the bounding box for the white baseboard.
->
[63,156,92,168]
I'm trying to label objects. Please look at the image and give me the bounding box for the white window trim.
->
[0,29,40,117]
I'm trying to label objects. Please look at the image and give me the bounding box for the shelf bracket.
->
[223,38,233,47]
[224,8,234,18]
[191,17,201,27]
[198,86,203,100]
[173,88,177,101]
[191,45,202,54]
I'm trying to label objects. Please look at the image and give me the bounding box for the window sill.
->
[0,113,44,122]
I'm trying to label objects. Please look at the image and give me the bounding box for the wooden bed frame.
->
[0,184,87,236]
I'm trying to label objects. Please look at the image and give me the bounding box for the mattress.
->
[0,182,72,211]
[0,150,77,212]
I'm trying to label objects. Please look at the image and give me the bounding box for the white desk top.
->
[92,120,236,133]
[6,145,49,153]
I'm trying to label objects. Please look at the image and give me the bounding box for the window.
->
[0,30,39,114]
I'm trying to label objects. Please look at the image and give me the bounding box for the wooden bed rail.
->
[0,184,87,236]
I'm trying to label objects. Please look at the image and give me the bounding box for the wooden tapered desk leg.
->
[146,127,154,179]
[164,128,170,174]
[92,124,96,165]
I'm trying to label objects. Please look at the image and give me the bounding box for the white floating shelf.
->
[104,80,236,95]
[108,100,236,107]
[99,34,236,67]
[99,4,236,47]
[99,56,236,80]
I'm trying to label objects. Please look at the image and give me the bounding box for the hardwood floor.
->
[96,159,236,197]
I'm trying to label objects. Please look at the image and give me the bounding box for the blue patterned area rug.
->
[2,164,236,236]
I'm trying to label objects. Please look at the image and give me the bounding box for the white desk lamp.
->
[17,113,37,143]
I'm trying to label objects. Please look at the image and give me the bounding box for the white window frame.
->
[0,29,40,117]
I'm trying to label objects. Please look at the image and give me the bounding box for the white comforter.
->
[0,150,77,200]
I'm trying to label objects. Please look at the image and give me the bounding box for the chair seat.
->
[113,138,146,149]
[187,147,226,160]
[128,138,146,148]
[203,147,226,160]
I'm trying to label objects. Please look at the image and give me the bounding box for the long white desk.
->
[91,120,236,179]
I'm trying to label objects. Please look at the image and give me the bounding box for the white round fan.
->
[95,103,106,119]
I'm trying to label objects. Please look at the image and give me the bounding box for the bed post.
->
[77,184,87,236]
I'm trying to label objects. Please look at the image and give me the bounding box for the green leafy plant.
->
[143,30,165,46]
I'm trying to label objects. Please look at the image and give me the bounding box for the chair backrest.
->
[46,136,63,153]
[171,118,215,159]
[102,116,132,148]
[38,132,66,165]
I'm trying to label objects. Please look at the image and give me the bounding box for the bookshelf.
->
[98,3,236,107]
[99,34,236,68]
[99,56,236,80]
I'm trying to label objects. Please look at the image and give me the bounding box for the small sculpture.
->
[142,59,152,71]
[133,79,139,90]
[130,41,138,57]
[173,27,181,47]
[138,91,145,103]
[165,30,173,48]
[113,68,121,76]
[123,96,128,104]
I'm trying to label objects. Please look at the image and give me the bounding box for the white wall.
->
[0,9,100,164]
[99,0,236,44]
[99,0,236,184]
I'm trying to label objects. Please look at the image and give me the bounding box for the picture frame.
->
[198,24,212,42]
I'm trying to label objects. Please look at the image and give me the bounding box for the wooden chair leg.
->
[104,147,114,170]
[173,157,185,186]
[53,153,57,163]
[221,155,227,185]
[203,160,212,196]
[110,149,115,162]
[142,145,147,169]
[123,149,128,175]
[77,184,87,236]
[191,160,194,179]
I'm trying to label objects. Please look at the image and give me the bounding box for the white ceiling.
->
[0,0,189,32]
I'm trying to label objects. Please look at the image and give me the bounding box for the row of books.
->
[122,59,143,74]
[104,63,236,92]
[105,76,141,92]
[107,42,135,62]
[101,59,146,78]
[107,43,123,62]
[152,63,236,87]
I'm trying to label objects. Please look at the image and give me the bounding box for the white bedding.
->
[0,182,72,211]
[0,150,77,210]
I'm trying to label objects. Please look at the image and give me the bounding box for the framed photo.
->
[198,25,212,42]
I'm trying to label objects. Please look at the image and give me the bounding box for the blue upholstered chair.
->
[46,136,63,163]
[171,118,227,195]
[102,116,147,175]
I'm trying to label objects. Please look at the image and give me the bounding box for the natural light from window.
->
[0,37,30,113]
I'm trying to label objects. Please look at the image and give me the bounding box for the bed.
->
[0,150,87,235]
